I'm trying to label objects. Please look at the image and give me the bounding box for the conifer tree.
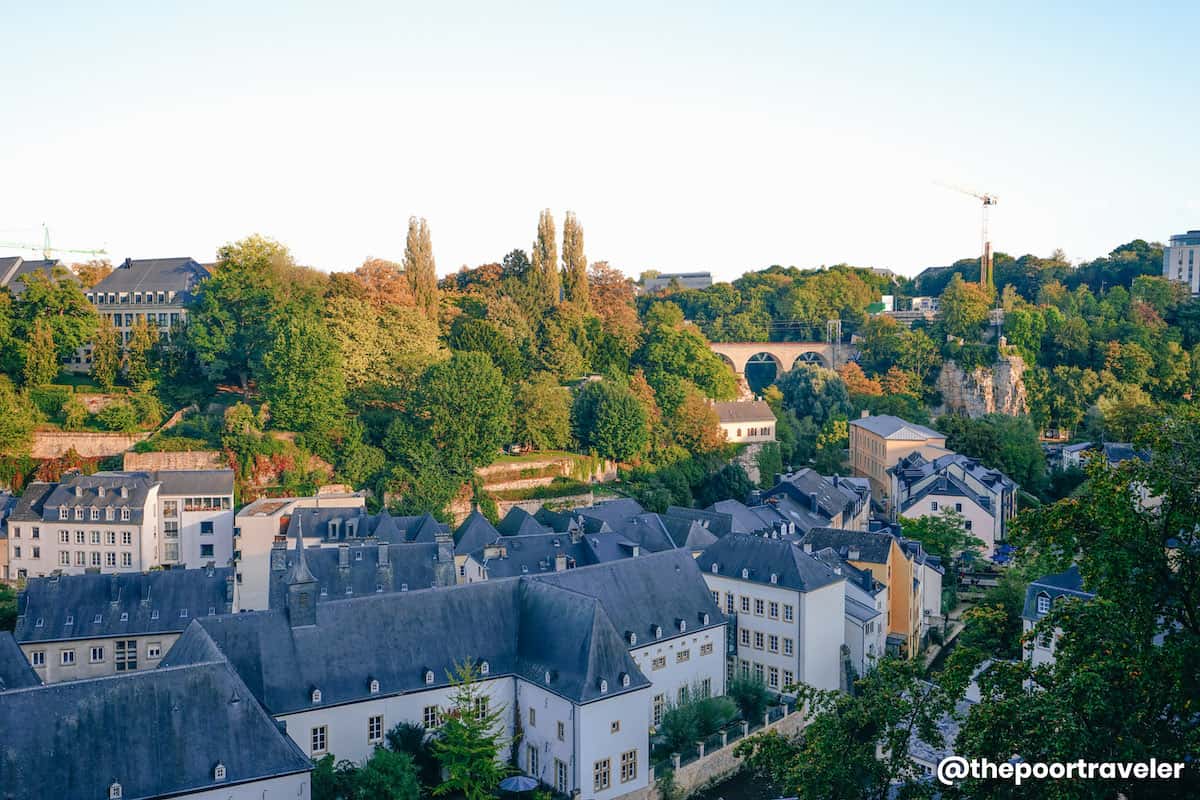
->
[90,315,120,391]
[405,216,438,320]
[561,210,590,311]
[23,318,58,387]
[432,661,510,800]
[530,209,560,308]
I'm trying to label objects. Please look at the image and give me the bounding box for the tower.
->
[286,517,318,627]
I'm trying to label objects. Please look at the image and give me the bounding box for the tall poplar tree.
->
[90,316,120,391]
[23,318,58,387]
[529,209,560,309]
[404,216,438,320]
[561,210,590,311]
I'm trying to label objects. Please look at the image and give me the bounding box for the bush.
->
[97,400,139,433]
[658,694,739,754]
[384,721,440,788]
[728,676,771,722]
[131,392,165,427]
[61,397,88,431]
[28,385,72,418]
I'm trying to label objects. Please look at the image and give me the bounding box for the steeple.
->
[286,516,318,627]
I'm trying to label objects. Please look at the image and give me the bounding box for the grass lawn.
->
[52,372,100,389]
[488,449,580,466]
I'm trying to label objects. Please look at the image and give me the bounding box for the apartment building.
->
[153,469,235,567]
[890,452,1016,555]
[12,567,233,683]
[849,414,950,508]
[696,533,847,694]
[809,546,888,678]
[0,256,73,298]
[1163,229,1200,294]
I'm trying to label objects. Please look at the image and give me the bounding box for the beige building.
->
[713,400,776,444]
[849,414,949,509]
[1163,229,1200,295]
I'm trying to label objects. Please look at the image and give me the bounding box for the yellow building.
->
[848,415,950,510]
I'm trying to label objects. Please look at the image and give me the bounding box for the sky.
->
[1,1,1197,281]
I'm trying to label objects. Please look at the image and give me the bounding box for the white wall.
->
[576,689,650,800]
[799,580,845,691]
[162,495,233,569]
[902,493,996,555]
[629,626,726,722]
[173,773,310,800]
[516,681,579,792]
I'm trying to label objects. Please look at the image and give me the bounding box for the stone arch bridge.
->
[708,341,852,376]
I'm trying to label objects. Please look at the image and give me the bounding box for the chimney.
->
[809,492,819,513]
[631,545,640,558]
[554,552,567,572]
[433,527,455,587]
[803,542,812,554]
[848,547,861,561]
[109,575,120,605]
[861,409,869,418]
[338,543,350,571]
[225,573,235,606]
[270,540,287,572]
[120,486,129,498]
[377,541,389,566]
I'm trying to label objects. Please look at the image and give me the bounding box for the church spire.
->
[286,515,317,627]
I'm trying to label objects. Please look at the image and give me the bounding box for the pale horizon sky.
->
[1,2,1196,281]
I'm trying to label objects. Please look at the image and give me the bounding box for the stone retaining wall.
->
[30,431,150,459]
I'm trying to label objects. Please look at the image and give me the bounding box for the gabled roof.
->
[497,506,551,536]
[149,469,235,496]
[285,507,447,545]
[0,257,70,297]
[468,532,598,578]
[269,542,441,604]
[850,415,943,441]
[0,632,39,691]
[708,499,787,535]
[455,510,501,555]
[0,661,311,798]
[15,567,234,643]
[12,473,157,524]
[665,506,736,538]
[92,257,209,297]
[800,527,898,565]
[1022,565,1094,621]
[712,400,776,425]
[575,498,646,532]
[696,533,845,593]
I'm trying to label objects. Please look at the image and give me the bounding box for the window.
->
[528,707,536,727]
[30,546,39,559]
[121,553,132,567]
[74,507,84,520]
[768,666,779,688]
[593,759,610,792]
[147,642,162,659]
[724,593,734,614]
[739,659,750,679]
[59,530,70,543]
[90,646,105,663]
[59,552,70,566]
[368,715,384,744]
[783,638,794,657]
[611,720,621,734]
[700,678,712,698]
[783,669,794,688]
[651,655,666,670]
[1036,593,1051,615]
[740,596,750,613]
[163,501,178,518]
[711,590,719,606]
[677,685,689,705]
[783,604,794,622]
[528,744,539,776]
[105,531,116,545]
[676,649,690,663]
[557,720,566,741]
[311,726,328,755]
[76,551,86,566]
[700,642,713,656]
[31,526,38,540]
[931,501,939,511]
[75,530,85,544]
[164,543,179,562]
[91,507,100,521]
[964,520,973,531]
[653,694,665,726]
[201,521,214,535]
[754,663,764,683]
[768,602,779,619]
[115,640,137,671]
[91,552,101,567]
[121,532,132,546]
[740,629,750,647]
[106,552,116,567]
[754,631,764,650]
[200,544,214,558]
[768,635,779,653]
[620,750,638,783]
[955,503,963,513]
[164,521,179,539]
[11,547,18,559]
[121,508,130,521]
[31,651,46,667]
[423,705,440,729]
[754,599,765,616]
[473,696,489,721]
[555,759,568,793]
[61,649,76,666]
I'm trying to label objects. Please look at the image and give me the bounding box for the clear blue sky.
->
[1,1,1196,279]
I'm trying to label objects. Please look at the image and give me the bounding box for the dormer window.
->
[369,679,380,694]
[121,507,131,521]
[311,688,322,704]
[90,507,100,521]
[120,612,128,622]
[109,782,123,799]
[59,505,68,518]
[769,573,778,585]
[1036,592,1051,615]
[701,613,710,625]
[74,507,84,520]
[627,632,637,646]
[213,762,226,780]
[480,661,490,676]
[599,679,608,694]
[425,670,434,685]
[400,583,408,592]
[741,568,749,579]
[93,614,102,624]
[620,673,631,687]
[678,619,687,633]
[710,562,719,574]
[106,507,114,521]
[654,625,662,639]
[151,610,159,620]
[65,615,74,626]
[35,618,43,628]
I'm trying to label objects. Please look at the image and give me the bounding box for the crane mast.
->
[937,182,998,290]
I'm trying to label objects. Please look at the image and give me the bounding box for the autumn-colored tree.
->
[837,362,882,396]
[71,259,113,288]
[529,209,560,309]
[588,260,640,349]
[404,217,438,320]
[561,210,589,311]
[670,384,725,454]
[879,366,918,396]
[354,257,413,308]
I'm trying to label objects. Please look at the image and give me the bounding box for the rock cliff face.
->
[935,354,1028,417]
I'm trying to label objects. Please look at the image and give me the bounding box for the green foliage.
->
[61,396,88,431]
[0,583,17,631]
[96,399,140,433]
[404,217,439,320]
[131,390,165,428]
[935,413,1046,496]
[0,380,38,455]
[635,302,736,412]
[727,676,771,722]
[529,209,560,311]
[90,316,120,391]
[27,385,71,418]
[449,317,523,379]
[23,318,59,387]
[432,661,511,800]
[561,210,590,312]
[261,310,348,435]
[123,318,158,385]
[12,270,98,364]
[311,748,420,800]
[775,365,852,430]
[385,721,440,788]
[899,509,985,563]
[513,373,572,451]
[571,380,649,462]
[658,693,738,754]
[754,442,783,489]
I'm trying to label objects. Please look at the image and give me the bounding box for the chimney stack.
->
[270,540,287,572]
[809,492,819,513]
[338,543,350,571]
[433,527,456,587]
[554,552,567,572]
[225,573,235,606]
[377,541,389,566]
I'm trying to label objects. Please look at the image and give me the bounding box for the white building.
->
[153,470,235,568]
[1163,229,1200,294]
[696,533,847,694]
[890,452,1016,557]
[1021,565,1094,669]
[712,401,776,445]
[808,546,888,679]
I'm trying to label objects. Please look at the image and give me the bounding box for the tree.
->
[61,396,88,431]
[97,399,140,433]
[894,329,941,387]
[90,315,120,391]
[449,318,524,380]
[432,661,511,800]
[899,509,985,563]
[0,377,37,455]
[71,259,112,288]
[668,383,724,454]
[123,318,158,386]
[775,365,852,429]
[837,362,881,396]
[587,260,640,351]
[935,413,1046,494]
[260,311,347,435]
[0,583,17,632]
[571,380,649,462]
[939,273,992,340]
[635,302,736,414]
[23,318,58,386]
[354,257,413,308]
[529,209,560,309]
[560,210,589,311]
[513,373,572,451]
[13,270,97,362]
[356,747,420,800]
[404,217,438,320]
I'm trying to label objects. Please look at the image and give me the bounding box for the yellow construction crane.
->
[937,182,998,290]
[0,224,107,260]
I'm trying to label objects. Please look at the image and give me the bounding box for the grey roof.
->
[285,507,447,545]
[92,257,209,299]
[893,452,1015,518]
[0,257,71,297]
[811,546,881,595]
[497,506,551,536]
[799,527,898,565]
[468,533,598,578]
[708,499,786,535]
[1102,442,1149,465]
[907,695,974,765]
[696,533,845,593]
[712,400,776,425]
[270,542,441,606]
[575,498,646,531]
[759,469,869,534]
[0,633,39,692]
[1022,565,1094,621]
[149,469,234,496]
[0,661,311,799]
[455,510,502,554]
[15,568,233,644]
[849,415,943,441]
[665,506,736,538]
[12,473,157,525]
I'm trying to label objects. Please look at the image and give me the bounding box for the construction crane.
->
[0,224,107,260]
[937,182,998,290]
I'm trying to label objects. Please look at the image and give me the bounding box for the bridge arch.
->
[707,341,845,379]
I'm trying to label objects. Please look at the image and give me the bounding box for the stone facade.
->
[934,354,1028,418]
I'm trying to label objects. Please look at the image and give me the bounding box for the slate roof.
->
[497,506,551,536]
[455,510,502,554]
[11,473,156,524]
[1102,442,1149,465]
[893,452,1014,517]
[0,661,311,799]
[269,542,441,605]
[708,499,787,535]
[758,469,869,534]
[468,533,596,579]
[1022,565,1094,621]
[850,415,943,441]
[575,498,646,531]
[149,469,234,496]
[811,546,881,596]
[0,633,39,692]
[285,507,447,544]
[799,527,898,565]
[696,533,845,594]
[92,257,209,300]
[712,400,776,425]
[14,568,234,644]
[664,506,736,538]
[0,257,71,297]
